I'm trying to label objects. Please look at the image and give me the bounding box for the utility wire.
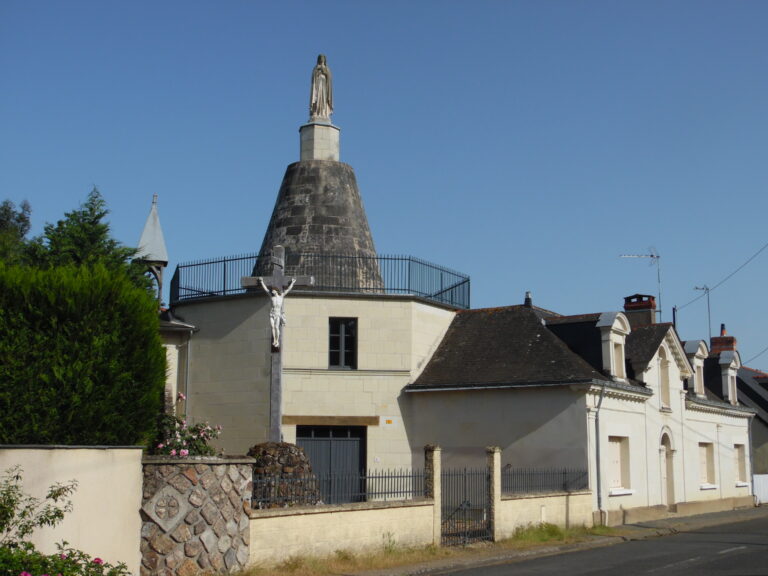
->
[744,343,768,366]
[677,239,768,311]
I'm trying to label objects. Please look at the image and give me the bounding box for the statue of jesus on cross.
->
[258,276,296,348]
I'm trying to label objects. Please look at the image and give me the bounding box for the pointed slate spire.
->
[137,194,169,302]
[138,194,168,265]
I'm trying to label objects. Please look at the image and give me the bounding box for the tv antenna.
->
[694,285,712,342]
[620,248,662,321]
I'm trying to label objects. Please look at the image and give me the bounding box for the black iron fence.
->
[501,467,588,495]
[170,252,470,309]
[252,469,425,508]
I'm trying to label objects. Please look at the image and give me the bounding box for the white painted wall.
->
[248,501,435,564]
[406,387,589,469]
[0,447,143,575]
[497,492,593,538]
[176,293,454,461]
[176,295,272,454]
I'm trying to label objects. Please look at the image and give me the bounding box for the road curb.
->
[354,506,768,576]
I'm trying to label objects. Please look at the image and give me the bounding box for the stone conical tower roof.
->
[256,55,382,290]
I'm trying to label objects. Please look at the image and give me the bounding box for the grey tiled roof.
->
[625,324,673,372]
[407,305,610,391]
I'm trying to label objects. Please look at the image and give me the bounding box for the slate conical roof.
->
[255,57,382,290]
[137,194,168,265]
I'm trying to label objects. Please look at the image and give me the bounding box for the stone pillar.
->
[140,458,255,576]
[299,123,340,161]
[486,446,501,542]
[424,444,441,546]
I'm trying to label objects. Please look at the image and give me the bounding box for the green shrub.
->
[0,263,165,445]
[0,467,128,576]
[0,467,76,546]
[0,540,130,576]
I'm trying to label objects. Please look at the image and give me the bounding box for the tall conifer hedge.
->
[0,263,166,445]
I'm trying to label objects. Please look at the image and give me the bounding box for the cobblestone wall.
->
[141,458,254,576]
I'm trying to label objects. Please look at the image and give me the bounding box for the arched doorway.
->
[660,433,675,508]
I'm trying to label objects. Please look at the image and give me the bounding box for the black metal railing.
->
[501,467,588,495]
[251,468,425,508]
[441,467,491,546]
[170,252,470,309]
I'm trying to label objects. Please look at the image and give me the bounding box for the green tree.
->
[0,199,31,263]
[25,187,150,289]
[0,263,166,445]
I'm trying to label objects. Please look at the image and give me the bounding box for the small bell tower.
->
[137,194,169,303]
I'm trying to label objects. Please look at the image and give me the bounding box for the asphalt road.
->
[433,514,768,576]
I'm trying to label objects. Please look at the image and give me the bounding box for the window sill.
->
[735,481,750,488]
[699,483,718,490]
[608,488,635,497]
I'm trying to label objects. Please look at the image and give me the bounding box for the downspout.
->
[749,415,755,504]
[595,382,607,524]
[183,336,191,422]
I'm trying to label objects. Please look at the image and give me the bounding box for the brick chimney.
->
[710,323,737,356]
[623,294,656,328]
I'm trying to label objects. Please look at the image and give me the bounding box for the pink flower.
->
[170,449,177,456]
[60,553,68,559]
[180,449,189,457]
[177,392,186,401]
[92,558,104,565]
[157,443,164,449]
[20,572,32,576]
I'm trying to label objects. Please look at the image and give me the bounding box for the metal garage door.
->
[296,425,366,504]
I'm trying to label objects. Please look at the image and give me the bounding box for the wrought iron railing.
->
[501,467,588,495]
[441,467,492,546]
[170,252,470,309]
[252,468,425,508]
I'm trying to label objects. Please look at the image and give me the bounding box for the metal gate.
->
[296,425,365,504]
[441,467,492,546]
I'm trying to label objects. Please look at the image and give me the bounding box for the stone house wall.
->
[140,458,254,576]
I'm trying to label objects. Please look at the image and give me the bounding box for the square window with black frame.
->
[329,317,357,369]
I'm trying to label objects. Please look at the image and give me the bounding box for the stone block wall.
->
[141,458,254,575]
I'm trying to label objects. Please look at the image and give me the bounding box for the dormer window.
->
[718,351,741,406]
[597,312,630,380]
[659,346,671,409]
[684,340,708,398]
[695,365,704,396]
[613,342,625,379]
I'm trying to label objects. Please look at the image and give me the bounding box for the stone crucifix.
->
[241,245,314,441]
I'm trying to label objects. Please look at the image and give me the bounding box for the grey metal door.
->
[296,425,366,504]
[441,467,492,546]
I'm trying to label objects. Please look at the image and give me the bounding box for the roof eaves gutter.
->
[404,379,599,394]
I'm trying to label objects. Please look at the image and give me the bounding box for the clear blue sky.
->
[2,1,767,370]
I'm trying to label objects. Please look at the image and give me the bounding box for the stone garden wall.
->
[140,457,255,576]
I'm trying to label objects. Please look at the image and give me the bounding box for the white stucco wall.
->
[248,501,435,564]
[175,293,454,461]
[497,492,593,538]
[405,387,589,469]
[176,295,272,454]
[0,447,143,574]
[587,338,752,517]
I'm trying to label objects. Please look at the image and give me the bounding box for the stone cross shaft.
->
[241,245,314,442]
[242,245,314,347]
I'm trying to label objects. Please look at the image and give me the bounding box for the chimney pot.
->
[524,291,533,308]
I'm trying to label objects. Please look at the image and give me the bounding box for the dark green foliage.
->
[0,199,31,263]
[23,188,150,290]
[0,264,165,445]
[0,542,130,576]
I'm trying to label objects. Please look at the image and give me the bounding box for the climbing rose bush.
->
[0,542,129,576]
[152,414,222,458]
